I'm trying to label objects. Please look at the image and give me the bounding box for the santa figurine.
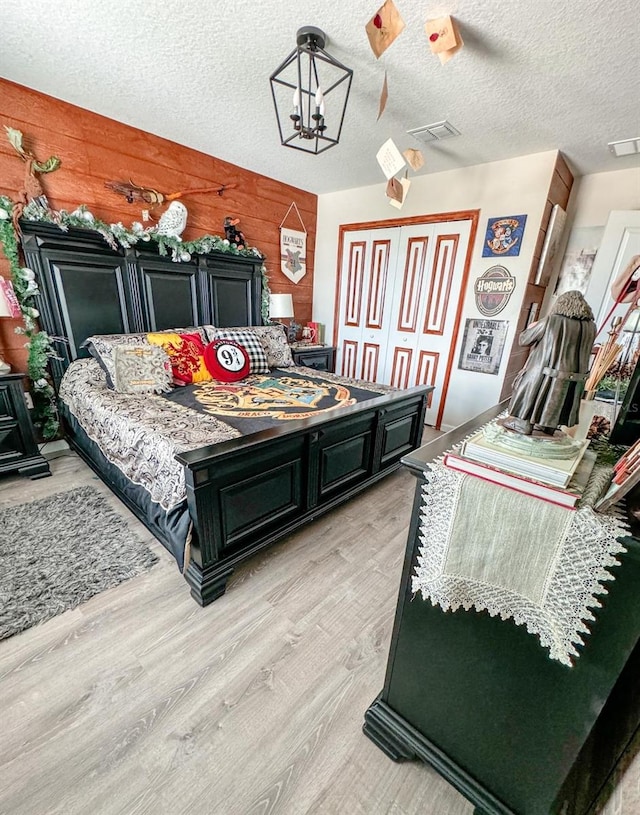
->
[224,216,246,250]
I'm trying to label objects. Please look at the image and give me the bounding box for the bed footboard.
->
[177,386,429,605]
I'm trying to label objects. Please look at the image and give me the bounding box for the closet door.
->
[336,217,473,427]
[336,227,399,381]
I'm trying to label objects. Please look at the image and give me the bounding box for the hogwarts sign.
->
[474,265,516,316]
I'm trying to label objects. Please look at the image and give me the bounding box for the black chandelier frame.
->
[269,26,353,155]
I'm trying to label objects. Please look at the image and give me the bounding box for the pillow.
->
[204,324,294,368]
[147,331,212,384]
[83,333,151,388]
[203,339,250,382]
[82,328,208,388]
[213,328,270,374]
[111,344,173,394]
[250,325,294,368]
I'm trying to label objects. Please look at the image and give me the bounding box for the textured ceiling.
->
[1,0,639,194]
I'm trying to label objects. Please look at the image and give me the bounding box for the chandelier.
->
[269,26,353,155]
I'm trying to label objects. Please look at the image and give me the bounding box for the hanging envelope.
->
[388,177,411,209]
[366,0,406,59]
[386,177,403,203]
[403,148,424,171]
[377,72,389,121]
[425,15,464,64]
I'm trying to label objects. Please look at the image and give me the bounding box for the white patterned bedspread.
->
[59,359,241,510]
[60,359,397,512]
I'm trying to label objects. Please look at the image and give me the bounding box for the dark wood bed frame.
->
[22,221,430,605]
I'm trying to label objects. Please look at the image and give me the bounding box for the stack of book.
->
[444,429,595,509]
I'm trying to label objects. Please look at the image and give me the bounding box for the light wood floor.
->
[0,451,637,815]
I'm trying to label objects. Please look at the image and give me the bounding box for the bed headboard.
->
[20,220,264,388]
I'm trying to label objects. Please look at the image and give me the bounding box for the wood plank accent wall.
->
[499,153,574,400]
[0,78,317,371]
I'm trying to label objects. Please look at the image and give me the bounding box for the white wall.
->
[570,167,640,227]
[541,166,640,317]
[314,151,558,429]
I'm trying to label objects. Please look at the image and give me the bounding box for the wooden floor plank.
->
[1,451,636,814]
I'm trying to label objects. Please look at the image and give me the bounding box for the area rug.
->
[0,486,159,640]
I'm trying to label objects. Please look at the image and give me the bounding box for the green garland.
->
[19,201,271,320]
[0,197,272,439]
[0,196,59,439]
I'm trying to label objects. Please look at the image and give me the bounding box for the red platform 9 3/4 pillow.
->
[204,339,251,382]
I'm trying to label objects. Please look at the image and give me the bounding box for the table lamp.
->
[269,293,299,342]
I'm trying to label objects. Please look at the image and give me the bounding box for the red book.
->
[443,451,597,510]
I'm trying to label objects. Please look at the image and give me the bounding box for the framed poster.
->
[482,215,527,257]
[554,225,604,295]
[458,318,509,375]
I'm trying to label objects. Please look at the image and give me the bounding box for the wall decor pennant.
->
[279,202,307,284]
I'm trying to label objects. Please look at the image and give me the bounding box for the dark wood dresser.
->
[0,373,51,479]
[291,345,336,372]
[364,403,640,814]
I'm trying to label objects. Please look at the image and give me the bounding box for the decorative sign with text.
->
[458,318,509,375]
[280,227,307,284]
[474,265,516,316]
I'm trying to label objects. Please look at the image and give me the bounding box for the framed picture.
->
[595,438,640,512]
[457,318,509,375]
[482,215,527,257]
[535,205,567,286]
[554,225,604,295]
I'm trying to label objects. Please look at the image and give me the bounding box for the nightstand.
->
[291,345,336,373]
[0,373,51,479]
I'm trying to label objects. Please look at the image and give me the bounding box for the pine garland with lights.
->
[0,196,273,440]
[20,200,271,320]
[0,195,59,439]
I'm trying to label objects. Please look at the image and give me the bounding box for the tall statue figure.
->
[502,290,596,435]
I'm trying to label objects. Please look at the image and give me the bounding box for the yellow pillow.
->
[147,331,211,384]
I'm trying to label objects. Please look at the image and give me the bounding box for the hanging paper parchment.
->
[376,138,406,180]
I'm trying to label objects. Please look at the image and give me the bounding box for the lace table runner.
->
[411,456,628,666]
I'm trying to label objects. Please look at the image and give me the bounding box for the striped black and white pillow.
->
[213,328,270,374]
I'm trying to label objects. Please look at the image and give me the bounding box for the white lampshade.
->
[269,293,294,319]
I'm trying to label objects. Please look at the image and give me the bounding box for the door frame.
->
[333,210,479,428]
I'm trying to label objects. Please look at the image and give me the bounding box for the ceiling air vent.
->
[407,120,460,143]
[608,137,640,157]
